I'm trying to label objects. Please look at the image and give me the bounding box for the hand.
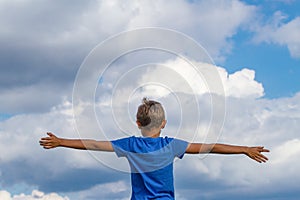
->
[39,132,61,149]
[245,146,269,163]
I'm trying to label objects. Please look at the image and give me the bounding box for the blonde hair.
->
[136,97,165,130]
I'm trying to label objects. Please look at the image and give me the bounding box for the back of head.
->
[136,98,165,131]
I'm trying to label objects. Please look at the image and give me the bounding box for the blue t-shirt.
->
[111,136,188,200]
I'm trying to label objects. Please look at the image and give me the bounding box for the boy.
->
[40,98,269,199]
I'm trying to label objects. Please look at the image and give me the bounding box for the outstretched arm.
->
[186,143,269,163]
[39,132,114,152]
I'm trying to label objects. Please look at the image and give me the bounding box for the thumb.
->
[47,132,55,137]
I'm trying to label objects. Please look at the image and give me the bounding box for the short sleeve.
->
[111,137,131,157]
[170,138,188,159]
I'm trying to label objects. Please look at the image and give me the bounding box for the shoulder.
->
[163,136,187,144]
[110,136,137,155]
[161,136,189,158]
[111,136,135,146]
[161,136,188,150]
[112,136,135,141]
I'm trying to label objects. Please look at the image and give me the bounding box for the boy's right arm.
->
[39,132,114,152]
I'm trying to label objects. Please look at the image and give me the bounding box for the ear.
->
[136,121,142,129]
[161,120,167,129]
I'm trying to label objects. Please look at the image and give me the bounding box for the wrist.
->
[57,137,63,147]
[242,146,249,154]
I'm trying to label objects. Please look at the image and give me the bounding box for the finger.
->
[262,148,270,152]
[39,142,49,146]
[39,140,52,145]
[254,157,262,163]
[40,137,51,141]
[39,140,45,144]
[257,155,267,163]
[47,132,54,137]
[256,157,266,163]
[39,140,50,145]
[250,153,263,163]
[259,153,268,161]
[257,146,270,152]
[257,146,264,151]
[39,141,49,145]
[257,154,268,163]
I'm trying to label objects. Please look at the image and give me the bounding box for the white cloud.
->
[0,101,74,163]
[224,68,264,98]
[0,0,258,115]
[0,190,69,200]
[253,11,300,58]
[0,190,11,200]
[173,93,300,199]
[138,58,264,98]
[0,0,257,61]
[0,68,300,199]
[66,181,130,200]
[96,0,256,60]
[270,139,300,164]
[0,0,299,199]
[0,84,71,114]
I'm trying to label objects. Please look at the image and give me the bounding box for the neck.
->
[141,129,161,138]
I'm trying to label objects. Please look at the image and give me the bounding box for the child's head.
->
[136,98,166,135]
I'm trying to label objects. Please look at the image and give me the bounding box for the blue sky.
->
[224,0,300,98]
[225,32,300,98]
[0,0,300,200]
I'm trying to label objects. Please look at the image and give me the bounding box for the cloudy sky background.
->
[0,0,300,199]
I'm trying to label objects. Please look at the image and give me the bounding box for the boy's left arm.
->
[186,143,269,163]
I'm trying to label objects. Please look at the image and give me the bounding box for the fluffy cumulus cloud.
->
[0,0,256,114]
[173,94,300,199]
[0,0,300,199]
[1,63,300,199]
[0,0,297,115]
[137,58,264,98]
[123,0,256,60]
[0,190,69,200]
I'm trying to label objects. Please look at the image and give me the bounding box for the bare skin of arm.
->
[39,132,114,152]
[40,133,269,163]
[186,143,269,163]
